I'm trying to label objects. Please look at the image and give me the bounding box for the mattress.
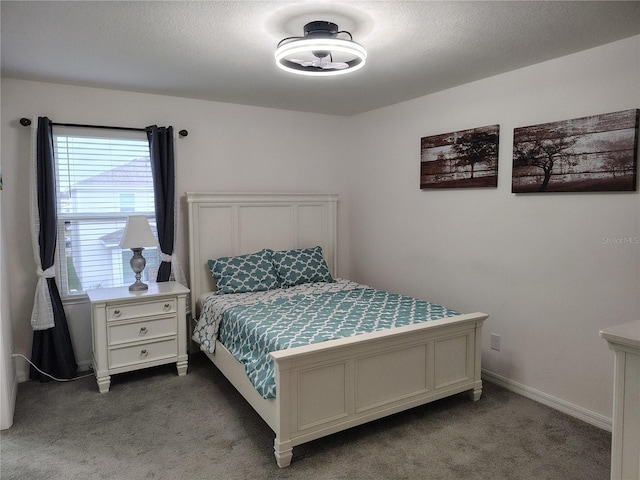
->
[193,279,460,398]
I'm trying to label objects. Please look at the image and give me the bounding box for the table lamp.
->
[120,215,158,291]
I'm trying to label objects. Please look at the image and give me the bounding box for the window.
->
[119,193,136,213]
[53,127,158,298]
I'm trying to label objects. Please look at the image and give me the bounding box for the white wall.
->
[1,79,352,379]
[1,36,638,428]
[344,36,640,425]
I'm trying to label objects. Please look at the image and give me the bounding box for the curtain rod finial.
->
[20,118,32,126]
[178,129,188,138]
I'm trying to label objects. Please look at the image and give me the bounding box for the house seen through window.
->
[53,127,158,297]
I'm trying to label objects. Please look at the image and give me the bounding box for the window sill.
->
[61,294,90,306]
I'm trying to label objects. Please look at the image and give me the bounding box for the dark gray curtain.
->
[146,125,175,282]
[30,117,77,381]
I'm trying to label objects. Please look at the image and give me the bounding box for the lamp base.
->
[128,279,149,292]
[128,247,149,292]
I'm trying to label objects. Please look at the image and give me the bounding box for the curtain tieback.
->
[160,252,174,263]
[37,266,56,279]
[159,251,187,287]
[31,265,56,330]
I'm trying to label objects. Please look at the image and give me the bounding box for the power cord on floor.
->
[11,353,94,382]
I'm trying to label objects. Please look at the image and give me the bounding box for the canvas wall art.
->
[420,125,499,189]
[512,109,639,193]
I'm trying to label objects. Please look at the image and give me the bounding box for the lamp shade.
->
[119,215,157,249]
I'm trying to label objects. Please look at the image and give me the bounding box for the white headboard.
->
[186,192,338,317]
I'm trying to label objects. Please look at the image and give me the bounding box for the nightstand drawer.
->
[107,299,176,321]
[109,338,177,369]
[108,316,177,346]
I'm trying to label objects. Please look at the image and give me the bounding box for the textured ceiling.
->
[2,1,639,116]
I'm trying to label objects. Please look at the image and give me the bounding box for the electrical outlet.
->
[490,333,501,351]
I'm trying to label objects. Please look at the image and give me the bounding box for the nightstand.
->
[87,281,190,393]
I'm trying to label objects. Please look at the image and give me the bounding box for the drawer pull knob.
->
[139,327,148,336]
[163,303,171,311]
[113,309,121,318]
[140,349,149,358]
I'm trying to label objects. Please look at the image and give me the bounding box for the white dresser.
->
[600,320,640,480]
[88,282,190,393]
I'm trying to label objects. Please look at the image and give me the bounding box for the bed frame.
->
[186,192,488,467]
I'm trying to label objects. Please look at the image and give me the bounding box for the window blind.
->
[53,127,158,297]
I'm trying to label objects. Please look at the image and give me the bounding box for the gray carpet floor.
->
[1,353,611,480]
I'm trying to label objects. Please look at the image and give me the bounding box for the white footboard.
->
[270,312,487,467]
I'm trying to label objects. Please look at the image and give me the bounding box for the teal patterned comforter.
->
[193,279,460,398]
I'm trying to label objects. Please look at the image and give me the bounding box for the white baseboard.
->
[482,369,612,432]
[15,359,29,383]
[77,359,92,373]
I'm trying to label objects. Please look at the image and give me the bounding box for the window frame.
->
[51,127,157,301]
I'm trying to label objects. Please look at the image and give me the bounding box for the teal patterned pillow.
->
[208,249,280,294]
[273,246,334,287]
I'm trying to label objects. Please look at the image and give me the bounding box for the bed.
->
[186,192,488,468]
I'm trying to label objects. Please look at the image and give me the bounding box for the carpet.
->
[0,353,611,480]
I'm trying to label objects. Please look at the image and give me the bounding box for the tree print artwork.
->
[420,125,499,189]
[512,109,639,193]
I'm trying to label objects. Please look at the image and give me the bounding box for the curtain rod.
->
[19,117,188,137]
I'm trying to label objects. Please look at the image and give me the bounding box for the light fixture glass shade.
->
[119,215,157,249]
[275,37,367,77]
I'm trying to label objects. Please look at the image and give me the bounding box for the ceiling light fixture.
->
[275,21,366,77]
